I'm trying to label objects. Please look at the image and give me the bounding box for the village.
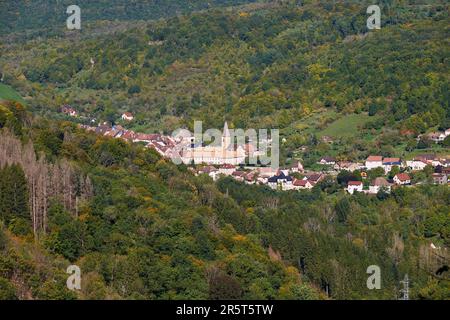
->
[65,107,450,196]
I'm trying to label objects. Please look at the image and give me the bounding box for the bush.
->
[0,277,17,300]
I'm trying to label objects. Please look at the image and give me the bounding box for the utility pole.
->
[399,274,409,300]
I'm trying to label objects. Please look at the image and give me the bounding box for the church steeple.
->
[222,122,231,148]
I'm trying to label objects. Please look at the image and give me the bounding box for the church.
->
[180,122,246,165]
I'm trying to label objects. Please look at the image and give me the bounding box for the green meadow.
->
[0,84,26,105]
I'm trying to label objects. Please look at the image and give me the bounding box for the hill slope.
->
[0,100,448,299]
[0,1,448,166]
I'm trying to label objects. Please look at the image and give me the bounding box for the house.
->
[303,173,325,184]
[268,172,293,191]
[321,136,334,144]
[288,160,304,173]
[428,132,446,143]
[432,159,446,167]
[432,173,448,185]
[133,133,156,143]
[334,161,361,172]
[232,171,247,182]
[218,164,235,176]
[121,130,137,141]
[95,124,111,135]
[257,167,279,178]
[393,173,411,185]
[406,160,427,171]
[441,159,450,168]
[318,157,336,165]
[197,166,220,180]
[369,177,391,194]
[198,166,217,175]
[445,129,450,137]
[365,156,383,170]
[382,158,402,174]
[415,154,436,164]
[292,179,314,190]
[61,105,77,117]
[244,172,257,185]
[122,112,134,121]
[347,181,363,194]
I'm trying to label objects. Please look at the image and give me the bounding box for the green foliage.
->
[0,84,26,105]
[0,164,31,235]
[0,277,17,300]
[0,1,448,300]
[335,197,351,223]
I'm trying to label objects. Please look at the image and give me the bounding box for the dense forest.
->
[0,99,448,300]
[1,0,448,166]
[0,0,449,300]
[0,100,325,300]
[0,0,259,33]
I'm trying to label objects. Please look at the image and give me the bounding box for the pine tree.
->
[0,164,30,223]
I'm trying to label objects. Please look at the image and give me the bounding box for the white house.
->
[406,160,427,171]
[257,167,279,178]
[428,132,446,143]
[268,172,293,191]
[318,157,336,166]
[393,173,411,185]
[218,164,236,176]
[382,158,402,174]
[289,160,304,173]
[365,156,383,170]
[61,105,78,117]
[335,161,362,172]
[369,177,391,194]
[432,173,448,185]
[292,179,314,190]
[347,181,363,194]
[122,112,134,121]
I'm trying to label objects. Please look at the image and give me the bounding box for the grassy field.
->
[0,84,25,105]
[317,113,377,138]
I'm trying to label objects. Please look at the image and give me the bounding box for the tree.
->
[337,170,361,186]
[128,85,141,94]
[442,136,450,147]
[417,137,432,149]
[388,166,400,179]
[335,197,351,223]
[0,278,17,300]
[0,164,30,231]
[208,269,243,300]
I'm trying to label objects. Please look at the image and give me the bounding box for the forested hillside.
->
[0,100,323,300]
[0,0,259,33]
[0,100,448,300]
[0,0,449,300]
[1,0,448,165]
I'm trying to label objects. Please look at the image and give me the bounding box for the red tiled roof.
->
[383,158,401,163]
[367,156,383,162]
[348,181,363,186]
[293,179,310,187]
[395,173,411,181]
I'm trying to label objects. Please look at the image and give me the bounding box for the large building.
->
[180,122,246,165]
